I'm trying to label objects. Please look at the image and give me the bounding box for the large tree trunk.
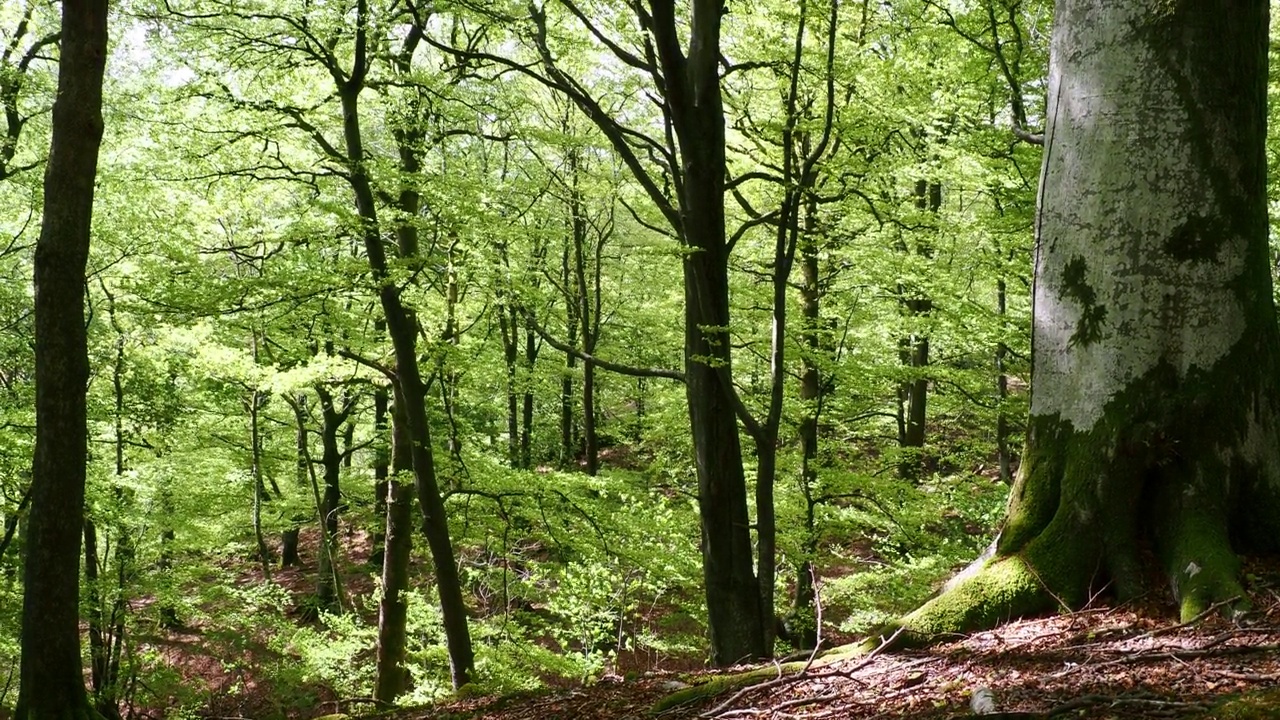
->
[675,0,766,666]
[16,0,109,716]
[899,0,1280,640]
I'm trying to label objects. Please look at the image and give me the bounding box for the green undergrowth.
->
[0,446,1009,717]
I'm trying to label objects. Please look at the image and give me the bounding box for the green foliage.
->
[0,0,1062,710]
[283,610,380,700]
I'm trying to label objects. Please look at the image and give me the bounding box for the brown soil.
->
[380,569,1280,720]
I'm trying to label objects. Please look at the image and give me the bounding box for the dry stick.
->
[1132,595,1242,641]
[1047,691,1209,717]
[777,568,829,665]
[1050,640,1280,679]
[701,627,906,719]
[1207,668,1280,681]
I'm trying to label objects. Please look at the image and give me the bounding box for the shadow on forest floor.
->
[378,557,1280,720]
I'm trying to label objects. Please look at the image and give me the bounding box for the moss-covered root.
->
[652,558,1055,714]
[650,667,795,714]
[652,554,1065,715]
[895,555,1056,641]
[1204,688,1280,719]
[1155,501,1249,621]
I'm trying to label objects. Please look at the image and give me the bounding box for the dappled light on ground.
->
[395,566,1280,720]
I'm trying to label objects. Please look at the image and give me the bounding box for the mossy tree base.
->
[899,343,1279,642]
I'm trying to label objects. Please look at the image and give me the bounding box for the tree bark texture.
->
[335,4,474,684]
[375,399,415,703]
[16,0,109,717]
[671,0,766,665]
[900,0,1280,639]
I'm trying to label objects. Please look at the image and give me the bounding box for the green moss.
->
[1206,688,1280,719]
[649,668,784,713]
[899,557,1051,639]
[998,416,1066,554]
[1153,484,1247,621]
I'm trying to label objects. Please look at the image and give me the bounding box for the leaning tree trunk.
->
[16,0,109,717]
[900,0,1280,640]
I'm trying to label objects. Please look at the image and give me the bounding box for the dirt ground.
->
[380,573,1280,720]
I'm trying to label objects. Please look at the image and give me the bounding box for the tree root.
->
[650,628,907,714]
[651,524,1252,714]
[649,556,1057,713]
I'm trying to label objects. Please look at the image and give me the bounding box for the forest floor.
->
[139,531,1280,720]
[371,563,1280,720]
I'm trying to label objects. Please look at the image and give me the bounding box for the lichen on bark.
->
[880,0,1280,638]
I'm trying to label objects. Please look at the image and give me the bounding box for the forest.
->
[6,0,1280,718]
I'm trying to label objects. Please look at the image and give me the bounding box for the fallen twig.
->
[700,627,906,718]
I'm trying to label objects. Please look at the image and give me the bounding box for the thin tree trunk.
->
[792,197,825,651]
[314,387,348,614]
[521,0,766,665]
[157,487,179,628]
[0,484,31,572]
[16,0,108,714]
[499,301,522,468]
[369,370,390,567]
[249,387,272,579]
[996,276,1012,485]
[567,148,600,476]
[442,250,464,472]
[374,397,415,702]
[282,396,310,568]
[84,284,132,720]
[896,179,939,479]
[521,317,538,469]
[335,20,474,678]
[561,245,579,470]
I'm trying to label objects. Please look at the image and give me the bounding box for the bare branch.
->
[525,309,685,382]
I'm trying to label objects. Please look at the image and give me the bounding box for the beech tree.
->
[16,0,109,717]
[427,0,769,663]
[898,0,1279,637]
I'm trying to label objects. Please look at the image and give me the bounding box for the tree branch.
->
[525,309,684,382]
